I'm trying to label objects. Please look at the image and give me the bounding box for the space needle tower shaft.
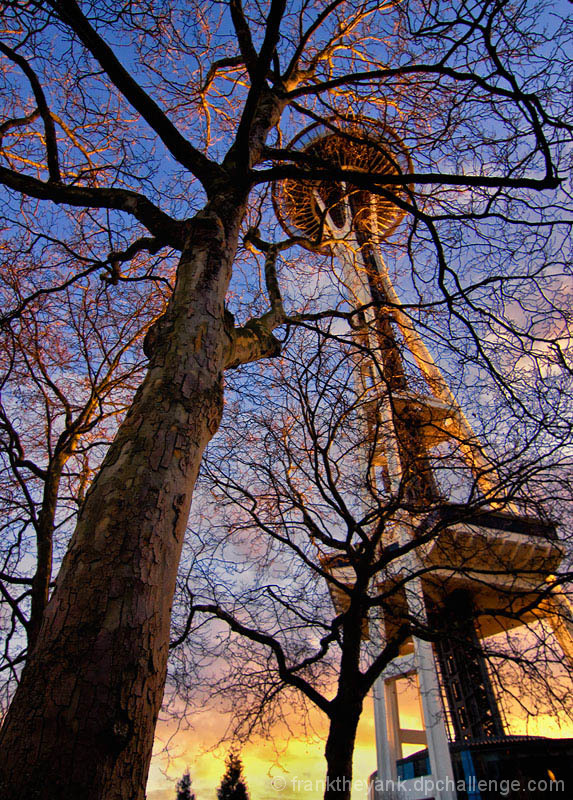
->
[272,115,573,800]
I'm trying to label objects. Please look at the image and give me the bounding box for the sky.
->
[147,700,378,800]
[146,670,573,800]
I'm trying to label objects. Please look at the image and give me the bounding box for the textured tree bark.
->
[0,200,243,800]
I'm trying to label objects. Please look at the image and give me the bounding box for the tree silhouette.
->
[175,768,195,800]
[217,753,249,800]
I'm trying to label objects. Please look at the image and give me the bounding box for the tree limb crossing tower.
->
[273,117,573,800]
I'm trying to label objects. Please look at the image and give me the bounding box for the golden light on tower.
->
[272,117,412,247]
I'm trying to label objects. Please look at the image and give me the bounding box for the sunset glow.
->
[148,695,573,800]
[148,703,377,800]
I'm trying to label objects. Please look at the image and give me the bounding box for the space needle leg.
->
[406,577,457,800]
[542,589,573,669]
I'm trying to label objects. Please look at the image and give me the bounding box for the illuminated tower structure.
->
[273,118,573,800]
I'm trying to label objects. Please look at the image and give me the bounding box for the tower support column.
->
[414,635,456,800]
[542,590,573,668]
[407,575,456,800]
[372,573,456,800]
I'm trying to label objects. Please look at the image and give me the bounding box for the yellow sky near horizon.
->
[147,701,377,800]
[146,684,573,800]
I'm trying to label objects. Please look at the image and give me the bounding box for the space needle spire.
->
[272,115,573,800]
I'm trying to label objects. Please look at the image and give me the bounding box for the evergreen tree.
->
[176,769,195,800]
[216,753,249,800]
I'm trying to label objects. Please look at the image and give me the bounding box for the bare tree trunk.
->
[28,455,66,651]
[0,205,241,800]
[323,698,362,800]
